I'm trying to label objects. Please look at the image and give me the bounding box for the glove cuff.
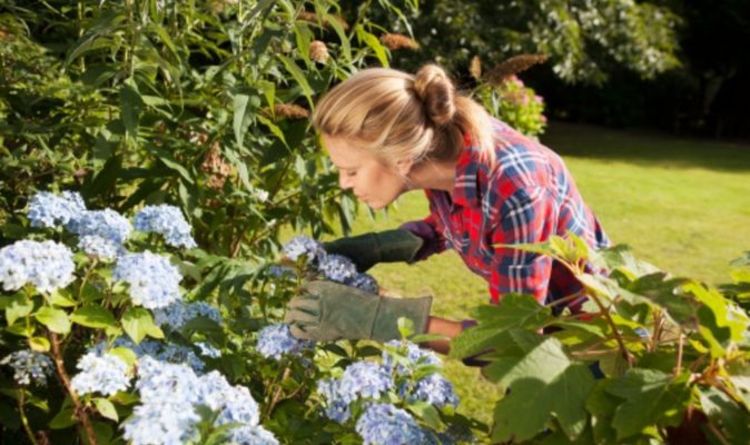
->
[370,295,432,342]
[374,229,425,264]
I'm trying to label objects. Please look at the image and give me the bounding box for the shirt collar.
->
[449,132,481,208]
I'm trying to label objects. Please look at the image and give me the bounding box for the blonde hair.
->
[311,64,498,168]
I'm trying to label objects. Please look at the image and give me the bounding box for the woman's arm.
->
[421,316,465,355]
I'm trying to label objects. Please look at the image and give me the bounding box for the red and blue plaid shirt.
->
[400,117,610,310]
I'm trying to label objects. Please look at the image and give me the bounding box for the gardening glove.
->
[322,228,424,273]
[284,280,432,343]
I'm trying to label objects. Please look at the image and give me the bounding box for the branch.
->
[48,332,98,445]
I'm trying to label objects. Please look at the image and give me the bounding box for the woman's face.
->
[321,134,412,210]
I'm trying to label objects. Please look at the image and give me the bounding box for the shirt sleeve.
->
[487,186,557,304]
[398,211,449,263]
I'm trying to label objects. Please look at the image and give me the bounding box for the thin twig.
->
[263,366,291,420]
[49,332,98,445]
[18,391,39,445]
[706,421,731,445]
[673,333,685,377]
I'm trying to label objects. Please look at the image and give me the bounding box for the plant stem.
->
[558,261,634,367]
[673,332,684,377]
[48,332,98,445]
[263,366,291,420]
[18,390,39,445]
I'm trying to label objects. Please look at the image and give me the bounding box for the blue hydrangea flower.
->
[67,208,132,245]
[282,235,326,263]
[0,240,75,293]
[70,351,131,396]
[266,264,295,279]
[338,362,393,403]
[123,357,275,445]
[195,342,221,359]
[345,273,380,294]
[229,426,280,445]
[355,403,427,445]
[152,301,222,331]
[91,337,206,373]
[0,350,54,386]
[134,204,197,249]
[77,235,122,261]
[27,191,86,228]
[412,374,459,408]
[256,323,313,360]
[317,378,351,423]
[113,251,183,309]
[318,254,358,283]
[123,357,202,445]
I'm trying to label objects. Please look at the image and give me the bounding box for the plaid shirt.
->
[400,117,610,310]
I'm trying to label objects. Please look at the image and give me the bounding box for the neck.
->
[405,158,458,194]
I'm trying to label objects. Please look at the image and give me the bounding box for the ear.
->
[394,157,415,176]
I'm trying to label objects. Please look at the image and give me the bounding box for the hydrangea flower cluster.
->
[281,235,327,264]
[280,235,380,294]
[355,403,429,445]
[0,350,54,386]
[113,251,183,309]
[77,235,122,261]
[317,340,460,442]
[134,204,197,249]
[317,361,394,424]
[67,208,133,245]
[70,351,131,396]
[27,191,86,228]
[317,254,358,283]
[152,300,222,331]
[122,357,278,445]
[256,323,313,360]
[0,240,75,293]
[92,337,206,373]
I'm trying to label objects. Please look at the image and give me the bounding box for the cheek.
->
[362,166,402,200]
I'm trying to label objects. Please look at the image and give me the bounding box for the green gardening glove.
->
[284,280,432,342]
[322,229,424,273]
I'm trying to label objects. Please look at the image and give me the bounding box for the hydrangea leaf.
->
[121,308,164,344]
[94,397,118,422]
[71,306,118,329]
[29,336,51,352]
[5,293,33,326]
[35,307,71,334]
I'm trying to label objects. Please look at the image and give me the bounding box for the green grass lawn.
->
[286,121,750,429]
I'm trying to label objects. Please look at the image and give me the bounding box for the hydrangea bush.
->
[0,192,472,444]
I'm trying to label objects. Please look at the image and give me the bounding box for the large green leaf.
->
[71,306,118,329]
[121,308,164,344]
[484,330,595,442]
[5,293,34,326]
[606,369,691,440]
[35,307,71,335]
[450,293,553,359]
[120,78,143,141]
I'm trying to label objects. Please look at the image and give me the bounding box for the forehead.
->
[320,134,377,168]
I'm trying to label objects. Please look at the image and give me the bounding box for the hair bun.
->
[413,64,456,126]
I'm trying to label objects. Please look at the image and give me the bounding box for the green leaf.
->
[5,293,33,326]
[120,78,143,140]
[397,317,415,339]
[484,330,595,442]
[700,386,750,443]
[94,398,118,422]
[355,25,389,67]
[109,346,138,368]
[71,306,118,329]
[121,308,164,344]
[607,369,691,440]
[450,294,552,359]
[48,290,78,307]
[35,307,71,335]
[278,55,314,107]
[49,397,76,429]
[233,93,250,147]
[406,401,444,431]
[29,336,51,352]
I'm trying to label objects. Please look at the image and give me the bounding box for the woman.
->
[284,64,610,358]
